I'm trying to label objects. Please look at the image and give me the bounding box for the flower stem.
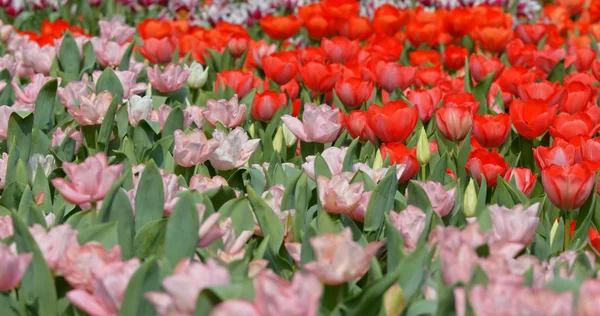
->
[421,165,427,181]
[563,211,571,251]
[90,202,97,225]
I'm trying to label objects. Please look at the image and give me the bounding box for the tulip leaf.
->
[473,72,495,115]
[247,185,284,254]
[11,214,57,315]
[32,164,52,212]
[406,180,433,214]
[429,152,448,183]
[119,41,136,71]
[463,56,473,92]
[78,222,120,250]
[98,185,135,259]
[33,79,57,133]
[364,167,397,233]
[58,31,81,75]
[342,137,360,172]
[148,136,174,169]
[161,106,184,138]
[0,293,19,316]
[218,197,255,233]
[79,41,96,77]
[134,161,165,232]
[134,219,168,259]
[456,131,472,189]
[97,96,120,153]
[0,69,13,105]
[96,67,124,99]
[313,154,332,180]
[132,120,156,161]
[164,192,199,267]
[0,182,26,211]
[293,173,311,242]
[547,60,565,84]
[7,112,34,163]
[475,177,487,217]
[203,186,237,211]
[118,258,161,316]
[385,215,405,272]
[195,289,222,315]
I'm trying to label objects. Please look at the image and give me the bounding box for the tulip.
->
[334,77,373,109]
[416,127,430,166]
[561,81,593,114]
[185,61,208,89]
[463,179,477,218]
[533,143,579,170]
[260,15,302,40]
[281,103,342,143]
[466,149,509,187]
[380,143,419,183]
[489,203,539,249]
[504,168,537,196]
[0,216,12,239]
[509,99,557,139]
[112,70,146,99]
[541,162,596,210]
[0,106,15,139]
[126,95,153,126]
[91,38,127,68]
[317,173,364,214]
[389,206,426,251]
[435,104,473,141]
[262,52,298,86]
[534,47,566,74]
[147,64,190,93]
[251,90,287,122]
[412,181,456,217]
[173,129,220,167]
[367,101,418,143]
[302,146,347,180]
[0,243,32,291]
[217,219,254,263]
[346,110,376,143]
[66,91,113,126]
[472,113,510,148]
[140,37,175,64]
[227,35,250,58]
[51,127,82,153]
[304,228,383,285]
[299,61,339,94]
[209,128,261,171]
[57,81,92,109]
[203,95,246,129]
[406,88,441,122]
[196,204,223,247]
[27,154,56,185]
[549,112,600,142]
[29,224,79,273]
[51,153,123,206]
[516,81,566,107]
[573,48,596,72]
[375,61,417,93]
[98,18,136,44]
[21,42,54,75]
[59,243,122,290]
[215,70,255,98]
[12,74,54,107]
[578,279,600,316]
[146,259,230,315]
[442,45,468,70]
[321,36,360,64]
[468,54,505,83]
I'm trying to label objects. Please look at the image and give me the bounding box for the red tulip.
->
[435,104,473,141]
[380,143,419,183]
[592,60,600,82]
[281,79,300,100]
[140,37,175,64]
[334,78,373,109]
[465,149,510,187]
[416,66,446,87]
[251,90,287,122]
[371,5,408,36]
[515,24,546,45]
[346,110,376,143]
[472,113,510,148]
[573,48,597,72]
[468,54,505,83]
[442,45,468,70]
[583,137,600,162]
[374,61,417,93]
[227,34,250,58]
[406,88,441,122]
[504,168,537,196]
[442,92,479,114]
[561,82,593,114]
[215,70,256,99]
[549,112,600,142]
[262,52,298,86]
[366,101,418,143]
[541,162,595,210]
[321,36,360,64]
[260,15,303,40]
[516,81,566,107]
[533,47,566,74]
[509,99,556,139]
[299,61,339,94]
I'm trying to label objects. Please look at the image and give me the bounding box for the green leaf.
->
[78,222,120,250]
[134,219,168,259]
[162,106,184,138]
[406,180,433,213]
[195,289,222,315]
[473,72,496,115]
[95,67,124,98]
[342,138,360,172]
[33,79,57,133]
[97,96,120,153]
[547,60,566,84]
[58,31,81,75]
[246,185,284,254]
[79,41,96,76]
[134,161,165,232]
[99,187,135,259]
[119,41,135,71]
[7,112,34,163]
[364,168,397,232]
[164,193,199,266]
[11,214,57,315]
[118,259,160,316]
[385,216,404,271]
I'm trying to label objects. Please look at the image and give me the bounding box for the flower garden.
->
[1,0,600,315]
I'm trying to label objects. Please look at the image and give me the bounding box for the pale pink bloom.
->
[12,74,54,106]
[211,300,260,316]
[58,81,93,109]
[317,173,364,214]
[98,18,136,45]
[173,129,220,167]
[347,191,371,222]
[578,279,600,316]
[196,204,223,247]
[54,35,87,59]
[21,42,54,75]
[183,105,204,128]
[29,224,79,272]
[128,57,145,76]
[304,228,383,285]
[58,243,122,291]
[91,38,128,68]
[51,127,83,153]
[188,174,228,193]
[147,64,190,93]
[67,259,140,316]
[412,181,456,217]
[150,104,172,129]
[302,146,348,180]
[254,270,322,316]
[254,185,295,239]
[352,162,406,183]
[389,206,426,251]
[0,106,15,139]
[0,243,32,291]
[0,54,17,77]
[0,152,7,189]
[126,95,153,126]
[517,287,573,316]
[91,70,146,99]
[209,127,261,170]
[0,215,12,239]
[217,218,254,263]
[44,212,55,227]
[281,103,342,143]
[66,91,113,126]
[162,173,185,215]
[203,95,246,128]
[488,203,539,255]
[0,24,12,43]
[285,242,302,266]
[145,259,230,316]
[51,153,124,205]
[252,42,277,68]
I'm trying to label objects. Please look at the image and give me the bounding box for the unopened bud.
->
[463,179,477,218]
[416,126,430,166]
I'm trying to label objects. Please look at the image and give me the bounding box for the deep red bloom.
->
[406,88,441,122]
[442,92,479,114]
[140,37,176,64]
[334,78,373,109]
[435,104,473,142]
[465,149,510,187]
[505,39,537,68]
[260,15,303,40]
[380,143,419,183]
[299,62,339,94]
[409,50,441,67]
[374,61,417,93]
[516,81,566,108]
[541,162,595,210]
[215,70,256,98]
[444,8,474,38]
[573,48,597,72]
[321,36,360,64]
[262,52,298,86]
[561,82,593,114]
[366,101,418,143]
[468,54,505,83]
[371,5,408,36]
[472,113,511,148]
[346,110,376,143]
[515,24,547,45]
[549,112,600,142]
[338,16,373,40]
[227,34,251,58]
[251,90,288,122]
[504,168,537,196]
[509,99,557,139]
[442,45,468,70]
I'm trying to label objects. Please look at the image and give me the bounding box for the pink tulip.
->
[203,95,246,128]
[252,42,277,69]
[352,162,406,183]
[248,260,269,279]
[147,64,190,93]
[162,173,185,215]
[302,146,347,180]
[29,224,79,272]
[173,129,220,167]
[389,206,426,251]
[0,215,11,239]
[208,127,261,171]
[0,243,32,291]
[317,173,364,215]
[189,174,229,193]
[51,127,83,153]
[211,300,260,316]
[67,259,140,316]
[21,42,54,75]
[66,91,113,126]
[196,204,223,247]
[411,181,456,217]
[183,105,204,128]
[0,54,17,77]
[12,74,54,107]
[58,81,93,109]
[281,103,342,143]
[488,203,539,254]
[54,35,87,59]
[285,242,302,266]
[346,191,371,222]
[578,279,600,316]
[304,228,383,285]
[254,185,295,239]
[91,70,146,99]
[0,106,16,139]
[217,218,253,263]
[254,270,322,316]
[145,259,230,316]
[91,38,128,68]
[98,18,136,44]
[150,104,172,130]
[0,152,7,189]
[51,153,123,205]
[59,243,122,290]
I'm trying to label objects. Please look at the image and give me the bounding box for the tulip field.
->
[3,0,600,315]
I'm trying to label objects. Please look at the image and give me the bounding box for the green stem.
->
[89,202,97,225]
[563,211,571,251]
[421,165,427,181]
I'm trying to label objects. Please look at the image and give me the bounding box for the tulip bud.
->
[550,219,560,249]
[463,179,477,218]
[373,148,384,170]
[273,126,284,153]
[28,154,56,185]
[384,283,406,316]
[416,126,430,166]
[282,124,297,147]
[185,61,209,89]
